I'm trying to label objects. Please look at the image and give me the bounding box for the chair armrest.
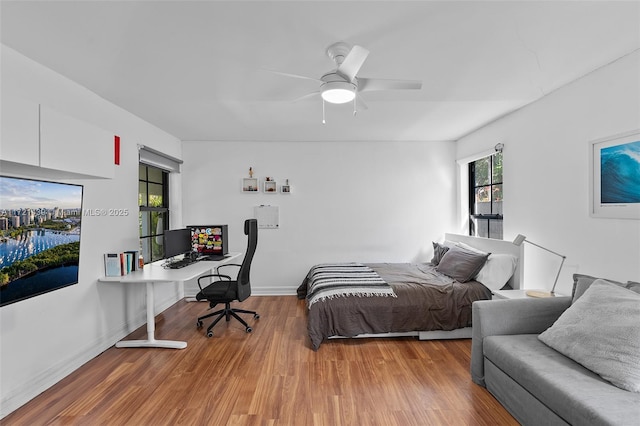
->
[217,263,241,268]
[216,263,241,274]
[196,273,232,291]
[470,297,571,386]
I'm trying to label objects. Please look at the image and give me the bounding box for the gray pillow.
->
[628,281,640,293]
[539,280,640,393]
[572,273,624,302]
[436,245,489,282]
[572,273,639,302]
[430,242,450,265]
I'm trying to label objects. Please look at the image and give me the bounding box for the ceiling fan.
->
[271,42,422,121]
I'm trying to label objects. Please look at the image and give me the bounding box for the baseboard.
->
[251,286,297,296]
[185,287,298,298]
[0,292,180,419]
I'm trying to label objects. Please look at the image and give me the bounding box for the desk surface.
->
[99,252,241,349]
[99,252,242,283]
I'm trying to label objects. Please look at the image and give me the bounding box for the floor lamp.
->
[512,234,566,298]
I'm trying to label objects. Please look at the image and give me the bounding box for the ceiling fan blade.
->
[264,69,322,83]
[358,78,422,92]
[356,94,369,111]
[291,91,320,102]
[336,45,369,82]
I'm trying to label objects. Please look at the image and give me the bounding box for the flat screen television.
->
[188,225,228,256]
[0,175,83,307]
[163,228,191,259]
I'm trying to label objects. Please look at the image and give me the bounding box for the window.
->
[469,152,503,239]
[139,164,169,263]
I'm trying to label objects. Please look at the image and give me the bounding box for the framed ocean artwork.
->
[590,130,640,219]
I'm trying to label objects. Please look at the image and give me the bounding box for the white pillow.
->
[539,280,640,393]
[474,253,518,290]
[455,241,487,255]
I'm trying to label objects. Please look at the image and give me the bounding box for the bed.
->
[297,233,524,350]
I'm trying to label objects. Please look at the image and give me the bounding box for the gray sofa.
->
[471,278,640,425]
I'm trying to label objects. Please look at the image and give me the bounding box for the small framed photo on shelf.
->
[281,185,291,193]
[242,178,259,192]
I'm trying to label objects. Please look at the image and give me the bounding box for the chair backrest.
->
[236,219,258,302]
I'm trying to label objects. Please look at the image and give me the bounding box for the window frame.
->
[139,164,169,263]
[468,152,503,239]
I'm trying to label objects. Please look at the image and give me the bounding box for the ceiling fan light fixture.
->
[321,81,356,104]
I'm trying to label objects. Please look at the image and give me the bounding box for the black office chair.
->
[195,219,259,337]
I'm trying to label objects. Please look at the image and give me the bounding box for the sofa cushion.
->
[572,273,640,302]
[571,273,624,302]
[627,280,640,293]
[539,280,640,393]
[484,334,640,426]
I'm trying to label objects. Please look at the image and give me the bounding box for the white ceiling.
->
[1,1,639,142]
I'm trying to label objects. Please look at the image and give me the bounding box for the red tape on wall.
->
[114,135,120,165]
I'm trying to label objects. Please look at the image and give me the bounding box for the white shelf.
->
[263,181,277,193]
[242,178,259,192]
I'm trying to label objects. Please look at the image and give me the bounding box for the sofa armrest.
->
[470,297,572,386]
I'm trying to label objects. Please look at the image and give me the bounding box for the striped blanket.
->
[305,263,396,308]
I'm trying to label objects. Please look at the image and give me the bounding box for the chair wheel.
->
[196,320,203,328]
[254,314,260,319]
[207,331,214,338]
[246,327,252,333]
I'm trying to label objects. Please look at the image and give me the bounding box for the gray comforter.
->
[297,262,492,350]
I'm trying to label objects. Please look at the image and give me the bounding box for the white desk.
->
[99,253,241,349]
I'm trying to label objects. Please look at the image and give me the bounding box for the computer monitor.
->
[189,225,228,256]
[163,228,191,259]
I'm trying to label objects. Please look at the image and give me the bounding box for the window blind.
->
[138,146,182,173]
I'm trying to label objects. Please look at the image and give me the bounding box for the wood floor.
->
[2,296,517,426]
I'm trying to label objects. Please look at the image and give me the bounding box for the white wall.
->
[5,37,637,418]
[0,46,182,417]
[456,50,640,295]
[181,140,457,295]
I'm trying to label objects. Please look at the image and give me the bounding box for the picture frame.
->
[590,129,640,219]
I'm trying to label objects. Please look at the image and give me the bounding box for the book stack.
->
[104,251,140,277]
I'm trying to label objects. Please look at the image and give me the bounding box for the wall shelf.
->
[242,178,259,192]
[264,181,277,193]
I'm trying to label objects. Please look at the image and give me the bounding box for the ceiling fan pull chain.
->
[353,97,357,116]
[322,99,326,124]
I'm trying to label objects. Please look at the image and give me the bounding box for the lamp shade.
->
[512,234,526,246]
[321,81,356,104]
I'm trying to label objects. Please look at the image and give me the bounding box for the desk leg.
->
[116,281,187,349]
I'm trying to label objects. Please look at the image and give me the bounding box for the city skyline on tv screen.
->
[0,176,83,307]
